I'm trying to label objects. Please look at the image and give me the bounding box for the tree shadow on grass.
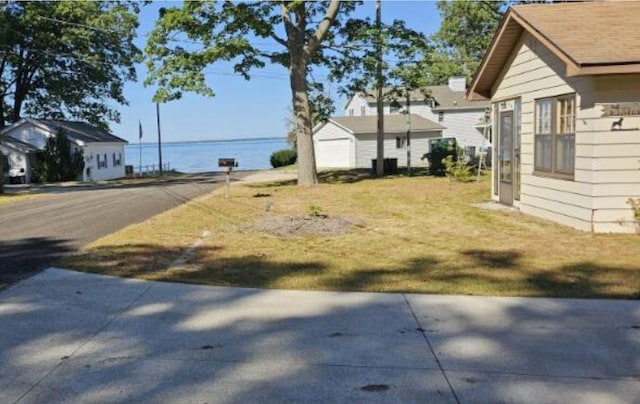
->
[62,243,328,291]
[63,244,640,300]
[462,249,522,269]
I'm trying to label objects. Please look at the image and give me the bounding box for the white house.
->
[313,114,444,169]
[1,118,128,183]
[467,2,640,233]
[344,77,491,150]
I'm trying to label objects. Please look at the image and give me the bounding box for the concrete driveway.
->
[1,268,639,403]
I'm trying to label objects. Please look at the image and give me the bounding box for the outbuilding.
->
[313,114,444,169]
[468,2,640,233]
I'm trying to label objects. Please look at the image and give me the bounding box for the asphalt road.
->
[0,172,244,289]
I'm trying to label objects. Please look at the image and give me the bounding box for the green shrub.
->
[423,138,457,176]
[31,130,84,183]
[270,148,297,168]
[443,155,474,182]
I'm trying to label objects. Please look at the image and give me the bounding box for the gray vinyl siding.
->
[354,131,440,168]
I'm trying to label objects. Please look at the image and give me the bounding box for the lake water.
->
[125,138,288,173]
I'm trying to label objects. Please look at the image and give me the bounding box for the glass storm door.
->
[499,111,514,206]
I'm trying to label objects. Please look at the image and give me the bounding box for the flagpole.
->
[138,120,142,177]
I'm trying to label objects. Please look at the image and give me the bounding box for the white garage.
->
[313,114,444,169]
[314,137,354,168]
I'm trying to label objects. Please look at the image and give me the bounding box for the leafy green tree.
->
[324,7,430,176]
[0,1,140,128]
[31,130,85,183]
[429,0,506,84]
[0,0,139,192]
[145,1,425,186]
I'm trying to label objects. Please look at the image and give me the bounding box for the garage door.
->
[315,138,352,168]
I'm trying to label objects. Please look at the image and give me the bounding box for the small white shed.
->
[313,114,445,169]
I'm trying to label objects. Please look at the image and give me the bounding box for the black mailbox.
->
[218,158,238,168]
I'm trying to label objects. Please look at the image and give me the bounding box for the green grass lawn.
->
[61,170,640,299]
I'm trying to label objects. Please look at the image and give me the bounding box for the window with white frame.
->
[534,95,575,178]
[360,106,366,116]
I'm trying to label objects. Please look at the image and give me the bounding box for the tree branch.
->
[280,1,295,45]
[305,0,340,57]
[270,33,287,47]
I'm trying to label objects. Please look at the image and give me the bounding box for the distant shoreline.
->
[131,137,287,146]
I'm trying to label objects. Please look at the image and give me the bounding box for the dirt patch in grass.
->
[61,171,640,299]
[246,214,360,237]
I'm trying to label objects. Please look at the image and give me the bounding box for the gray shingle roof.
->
[330,114,444,135]
[360,85,489,111]
[37,120,127,144]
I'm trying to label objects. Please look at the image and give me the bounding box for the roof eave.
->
[468,7,583,101]
[568,63,640,77]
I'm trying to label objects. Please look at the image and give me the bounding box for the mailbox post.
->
[218,158,238,199]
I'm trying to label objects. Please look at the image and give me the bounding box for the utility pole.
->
[405,89,412,176]
[375,0,384,177]
[156,102,163,175]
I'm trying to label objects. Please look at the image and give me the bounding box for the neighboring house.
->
[313,114,444,169]
[1,118,128,183]
[1,136,39,184]
[467,2,640,233]
[344,77,491,150]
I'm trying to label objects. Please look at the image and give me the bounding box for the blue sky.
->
[112,1,441,143]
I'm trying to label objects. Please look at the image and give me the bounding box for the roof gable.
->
[468,2,640,100]
[2,135,39,153]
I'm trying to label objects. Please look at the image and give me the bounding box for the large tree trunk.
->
[289,56,317,186]
[281,0,339,187]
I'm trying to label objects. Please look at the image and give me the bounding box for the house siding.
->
[439,110,487,149]
[344,96,372,116]
[492,32,640,233]
[83,142,126,182]
[355,131,439,168]
[5,123,49,149]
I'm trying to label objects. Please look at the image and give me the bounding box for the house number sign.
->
[601,102,640,117]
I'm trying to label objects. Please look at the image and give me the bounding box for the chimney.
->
[448,76,466,92]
